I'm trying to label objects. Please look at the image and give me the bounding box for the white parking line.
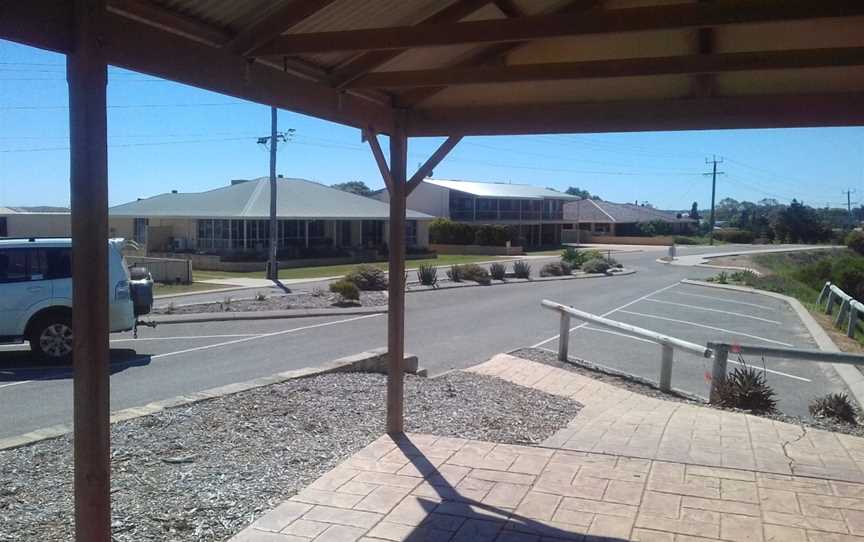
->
[531,282,680,348]
[617,310,794,347]
[111,333,262,343]
[581,327,809,382]
[644,298,781,324]
[151,313,383,360]
[665,289,774,310]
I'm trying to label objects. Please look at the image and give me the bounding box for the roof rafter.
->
[107,0,230,46]
[253,0,864,55]
[226,0,338,56]
[347,47,864,89]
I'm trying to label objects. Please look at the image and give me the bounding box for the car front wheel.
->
[29,314,74,362]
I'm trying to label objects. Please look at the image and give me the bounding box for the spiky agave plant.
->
[810,393,858,425]
[715,365,777,414]
[416,263,438,286]
[489,262,507,281]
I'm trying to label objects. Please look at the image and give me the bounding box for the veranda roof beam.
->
[406,136,462,195]
[253,0,864,55]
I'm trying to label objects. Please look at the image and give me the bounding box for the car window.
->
[46,248,72,279]
[0,249,30,283]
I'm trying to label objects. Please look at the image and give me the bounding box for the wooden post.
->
[709,345,729,403]
[68,0,111,540]
[386,113,408,435]
[558,311,571,361]
[659,343,673,392]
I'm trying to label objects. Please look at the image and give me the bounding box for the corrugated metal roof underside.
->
[109,178,435,220]
[425,179,580,200]
[563,199,697,223]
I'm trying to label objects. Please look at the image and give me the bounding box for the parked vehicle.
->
[0,238,153,360]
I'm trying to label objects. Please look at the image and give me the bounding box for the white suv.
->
[0,238,150,360]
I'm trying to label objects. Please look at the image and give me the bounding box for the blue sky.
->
[2,39,862,211]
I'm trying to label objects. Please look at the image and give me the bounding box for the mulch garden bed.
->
[153,290,387,315]
[0,371,580,541]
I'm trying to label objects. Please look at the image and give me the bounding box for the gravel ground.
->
[0,371,580,542]
[154,290,387,314]
[513,347,864,438]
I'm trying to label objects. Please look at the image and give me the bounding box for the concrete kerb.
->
[680,278,864,409]
[146,306,387,325]
[0,348,423,451]
[406,268,636,292]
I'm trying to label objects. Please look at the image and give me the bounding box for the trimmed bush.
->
[344,264,388,291]
[474,224,516,246]
[713,228,755,244]
[582,258,611,274]
[561,247,589,268]
[460,263,491,285]
[447,264,463,282]
[416,263,438,287]
[810,393,858,425]
[329,279,360,302]
[513,260,532,279]
[429,218,475,245]
[715,365,777,414]
[847,231,864,256]
[540,262,572,277]
[489,262,507,281]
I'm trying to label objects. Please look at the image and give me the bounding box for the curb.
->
[0,349,421,451]
[144,306,387,325]
[680,279,864,409]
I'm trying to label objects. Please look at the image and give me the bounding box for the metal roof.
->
[424,178,579,200]
[109,177,435,220]
[563,199,696,223]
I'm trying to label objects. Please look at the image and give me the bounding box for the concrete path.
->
[231,354,864,541]
[665,245,842,268]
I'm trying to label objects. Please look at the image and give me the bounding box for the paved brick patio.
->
[230,354,864,541]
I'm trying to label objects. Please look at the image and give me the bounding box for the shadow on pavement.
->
[0,349,151,382]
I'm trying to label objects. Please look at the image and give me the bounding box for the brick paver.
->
[230,354,864,541]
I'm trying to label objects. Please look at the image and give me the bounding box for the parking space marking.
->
[726,359,810,382]
[582,326,657,345]
[617,310,794,347]
[644,298,782,324]
[531,282,681,348]
[665,289,774,310]
[151,313,383,361]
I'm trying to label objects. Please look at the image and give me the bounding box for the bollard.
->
[558,311,571,362]
[668,245,676,260]
[659,343,673,392]
[709,346,729,403]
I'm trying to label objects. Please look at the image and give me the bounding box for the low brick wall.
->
[125,256,193,284]
[430,243,524,255]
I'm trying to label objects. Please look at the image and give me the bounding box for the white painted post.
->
[709,346,729,403]
[659,343,673,392]
[558,311,571,362]
[668,245,676,260]
[850,305,860,338]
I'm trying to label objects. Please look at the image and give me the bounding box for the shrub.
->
[474,224,516,246]
[673,236,700,245]
[715,365,777,414]
[429,218,475,245]
[561,247,590,268]
[255,291,268,301]
[831,256,864,300]
[489,262,507,281]
[513,260,532,279]
[582,258,611,274]
[460,263,491,285]
[713,228,755,244]
[716,271,729,284]
[344,264,388,291]
[847,231,864,256]
[447,264,463,282]
[809,393,858,425]
[729,270,758,285]
[416,263,438,287]
[540,262,572,277]
[329,279,360,302]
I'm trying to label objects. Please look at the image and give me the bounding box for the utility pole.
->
[257,110,293,280]
[704,155,725,245]
[843,189,856,229]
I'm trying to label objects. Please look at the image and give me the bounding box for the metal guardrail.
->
[818,281,863,338]
[541,300,711,393]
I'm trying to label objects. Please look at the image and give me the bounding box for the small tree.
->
[331,180,374,197]
[689,201,700,220]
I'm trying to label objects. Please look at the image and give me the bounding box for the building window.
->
[449,191,474,220]
[406,220,417,247]
[0,217,7,237]
[133,218,148,243]
[340,221,352,247]
[197,219,232,250]
[362,220,384,246]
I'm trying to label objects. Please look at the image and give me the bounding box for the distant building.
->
[0,207,72,238]
[108,177,434,256]
[563,199,697,239]
[379,178,579,246]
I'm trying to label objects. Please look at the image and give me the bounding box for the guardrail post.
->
[659,343,673,392]
[558,311,571,361]
[826,289,836,315]
[709,345,729,403]
[850,304,860,338]
[817,281,831,306]
[836,298,850,327]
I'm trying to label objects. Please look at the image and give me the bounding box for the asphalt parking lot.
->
[534,281,849,418]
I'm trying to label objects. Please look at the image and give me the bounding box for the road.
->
[0,244,845,439]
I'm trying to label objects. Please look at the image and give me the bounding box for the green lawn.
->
[193,254,523,282]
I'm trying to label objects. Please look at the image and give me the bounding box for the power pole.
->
[257,110,293,280]
[704,155,725,245]
[843,189,856,228]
